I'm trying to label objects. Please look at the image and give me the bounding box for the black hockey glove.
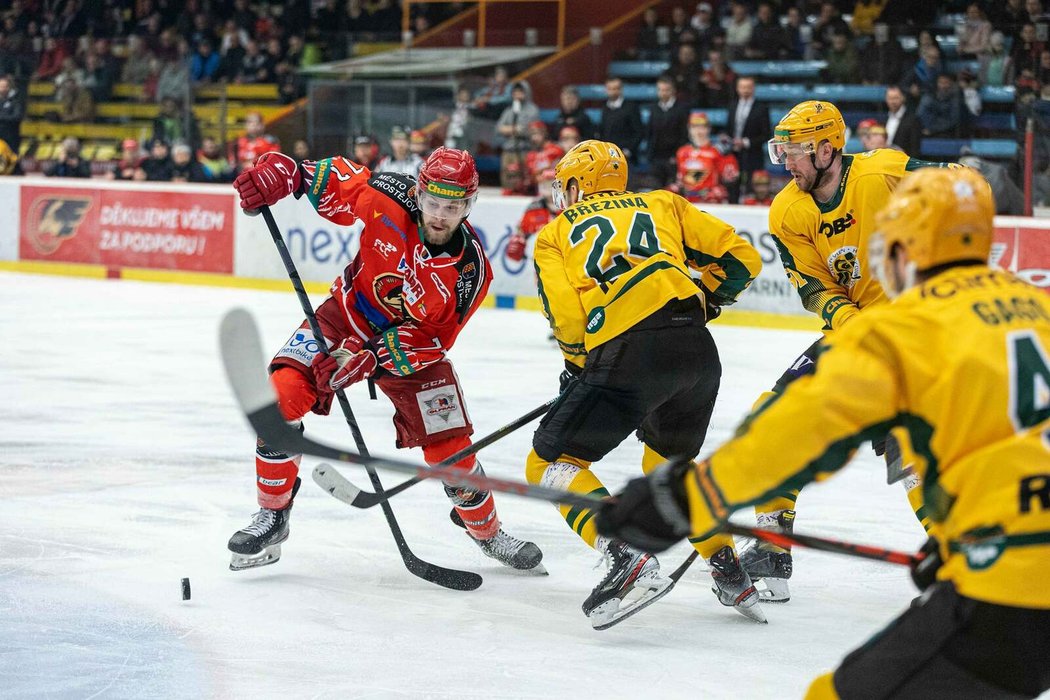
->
[559,360,582,394]
[700,287,733,323]
[910,537,943,591]
[596,457,694,553]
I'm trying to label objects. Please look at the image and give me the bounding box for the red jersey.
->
[236,134,280,167]
[298,156,492,374]
[675,143,739,203]
[524,142,564,180]
[518,197,558,236]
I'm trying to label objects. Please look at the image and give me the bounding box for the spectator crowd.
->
[3,1,1049,211]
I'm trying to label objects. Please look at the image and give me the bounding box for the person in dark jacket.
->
[648,75,691,188]
[45,137,91,178]
[171,142,212,182]
[597,77,644,163]
[0,73,25,159]
[551,86,596,141]
[141,139,175,181]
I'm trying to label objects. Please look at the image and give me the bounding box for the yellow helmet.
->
[767,101,846,164]
[870,166,993,297]
[552,139,628,209]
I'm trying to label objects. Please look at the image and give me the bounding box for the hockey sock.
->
[526,449,606,549]
[425,436,500,540]
[256,437,302,509]
[905,476,931,532]
[754,500,798,553]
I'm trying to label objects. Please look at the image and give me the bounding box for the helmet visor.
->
[767,139,815,165]
[867,230,899,297]
[551,179,568,211]
[416,189,475,220]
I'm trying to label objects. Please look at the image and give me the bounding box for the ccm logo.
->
[421,379,448,389]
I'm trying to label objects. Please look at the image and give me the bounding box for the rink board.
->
[1,178,1048,323]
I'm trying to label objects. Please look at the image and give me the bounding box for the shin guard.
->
[425,436,500,541]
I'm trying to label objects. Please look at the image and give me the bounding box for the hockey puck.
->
[181,577,191,601]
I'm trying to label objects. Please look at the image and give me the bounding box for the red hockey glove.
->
[505,232,527,262]
[233,152,301,211]
[314,336,378,391]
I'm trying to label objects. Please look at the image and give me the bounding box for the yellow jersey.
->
[685,266,1050,608]
[534,189,761,366]
[769,149,952,330]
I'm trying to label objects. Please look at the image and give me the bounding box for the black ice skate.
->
[708,545,767,623]
[740,509,795,603]
[449,509,546,574]
[473,530,546,573]
[583,541,674,631]
[228,477,300,571]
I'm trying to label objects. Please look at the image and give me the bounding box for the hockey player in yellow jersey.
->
[698,100,956,604]
[525,140,763,628]
[598,166,1050,698]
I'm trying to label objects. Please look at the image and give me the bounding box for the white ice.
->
[0,271,966,699]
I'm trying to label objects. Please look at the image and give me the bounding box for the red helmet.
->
[416,147,479,219]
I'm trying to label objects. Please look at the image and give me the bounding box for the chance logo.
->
[425,181,466,199]
[25,196,92,254]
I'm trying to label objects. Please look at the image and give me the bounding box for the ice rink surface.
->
[1,271,956,699]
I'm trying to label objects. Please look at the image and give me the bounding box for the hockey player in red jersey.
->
[673,111,739,204]
[523,121,564,194]
[233,112,280,173]
[227,146,544,572]
[741,169,775,205]
[505,169,560,263]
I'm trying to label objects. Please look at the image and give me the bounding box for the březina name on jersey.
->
[768,148,953,330]
[534,189,760,365]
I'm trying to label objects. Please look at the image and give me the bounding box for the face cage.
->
[767,139,817,165]
[416,189,475,220]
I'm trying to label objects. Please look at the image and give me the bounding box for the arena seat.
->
[920,138,1018,158]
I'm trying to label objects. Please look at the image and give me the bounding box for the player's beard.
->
[421,216,458,245]
[791,168,815,193]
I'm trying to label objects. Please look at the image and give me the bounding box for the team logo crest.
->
[827,245,861,288]
[423,392,458,422]
[25,196,92,254]
[372,272,404,315]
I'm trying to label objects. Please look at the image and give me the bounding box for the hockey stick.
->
[722,524,921,567]
[326,398,557,509]
[252,207,481,591]
[224,312,922,572]
[222,307,603,511]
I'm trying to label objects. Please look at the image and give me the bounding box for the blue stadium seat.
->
[730,60,827,78]
[974,113,1016,131]
[945,59,980,75]
[754,84,808,101]
[574,84,607,100]
[811,84,885,102]
[607,61,669,79]
[606,60,828,81]
[920,138,1017,158]
[979,86,1015,103]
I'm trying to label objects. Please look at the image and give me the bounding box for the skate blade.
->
[502,562,549,576]
[755,577,790,604]
[229,544,282,571]
[590,574,675,631]
[711,583,768,623]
